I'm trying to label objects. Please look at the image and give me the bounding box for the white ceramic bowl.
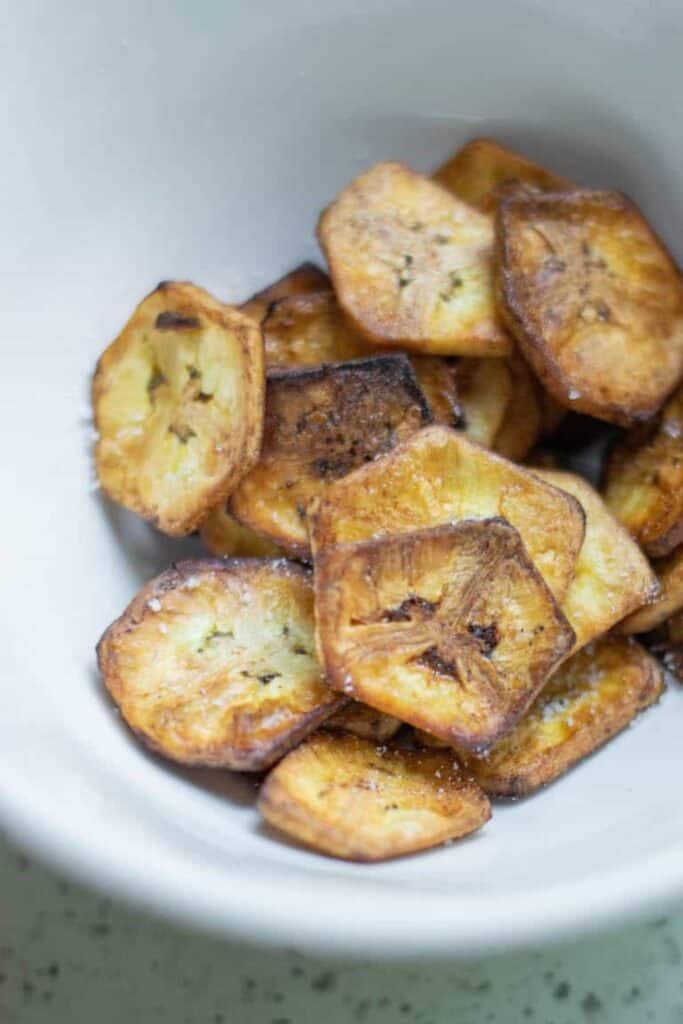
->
[2,0,682,958]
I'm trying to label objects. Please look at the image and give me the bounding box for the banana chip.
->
[315,520,574,751]
[262,291,371,369]
[97,559,342,770]
[454,358,512,447]
[231,355,431,556]
[93,281,264,536]
[534,469,657,652]
[309,425,585,603]
[240,262,330,323]
[497,190,683,425]
[200,505,285,558]
[492,353,543,461]
[603,384,683,556]
[325,702,401,742]
[318,162,511,356]
[258,731,491,861]
[410,356,463,428]
[622,547,683,635]
[435,137,571,214]
[466,637,664,796]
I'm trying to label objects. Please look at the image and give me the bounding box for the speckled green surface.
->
[2,831,682,1023]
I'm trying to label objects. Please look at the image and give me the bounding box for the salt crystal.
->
[147,597,162,612]
[434,769,442,778]
[184,575,200,590]
[567,388,581,401]
[159,623,168,635]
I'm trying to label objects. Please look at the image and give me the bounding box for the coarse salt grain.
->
[147,597,162,612]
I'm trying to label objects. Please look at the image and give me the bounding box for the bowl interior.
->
[2,0,682,955]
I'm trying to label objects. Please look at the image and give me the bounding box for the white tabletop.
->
[1,832,680,1023]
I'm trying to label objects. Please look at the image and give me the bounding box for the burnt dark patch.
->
[313,456,355,480]
[258,673,281,685]
[147,369,167,395]
[381,595,437,622]
[417,645,460,678]
[155,311,200,331]
[467,622,499,656]
[195,391,213,402]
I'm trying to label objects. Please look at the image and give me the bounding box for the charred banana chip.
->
[240,262,330,323]
[534,469,657,653]
[603,384,683,556]
[497,189,683,425]
[262,291,372,370]
[309,424,586,603]
[230,355,431,556]
[315,520,574,751]
[318,161,511,357]
[257,731,491,861]
[454,358,512,447]
[621,546,683,635]
[325,702,401,742]
[466,637,664,796]
[492,353,543,461]
[97,559,342,770]
[434,137,571,215]
[200,505,285,558]
[93,281,264,536]
[410,356,462,428]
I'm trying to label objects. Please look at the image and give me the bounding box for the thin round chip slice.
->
[262,291,372,370]
[97,559,342,770]
[318,162,511,356]
[309,424,586,604]
[93,281,264,536]
[533,469,657,653]
[240,262,330,323]
[466,637,664,797]
[258,732,490,862]
[230,355,431,556]
[454,358,512,447]
[200,506,285,558]
[603,384,683,556]
[497,190,683,425]
[315,520,574,751]
[410,356,462,428]
[435,137,571,215]
[493,353,543,461]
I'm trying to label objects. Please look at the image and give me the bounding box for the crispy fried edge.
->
[96,558,343,771]
[621,547,683,635]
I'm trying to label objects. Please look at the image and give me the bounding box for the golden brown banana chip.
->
[93,281,264,536]
[466,637,664,796]
[493,353,543,461]
[230,355,431,556]
[262,291,372,370]
[309,425,585,603]
[497,190,683,426]
[410,356,462,428]
[325,702,401,742]
[533,469,656,652]
[97,559,342,770]
[240,262,330,323]
[454,358,512,446]
[434,137,571,215]
[315,520,574,751]
[603,385,683,556]
[621,547,683,635]
[200,505,285,558]
[318,162,511,357]
[257,731,491,861]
